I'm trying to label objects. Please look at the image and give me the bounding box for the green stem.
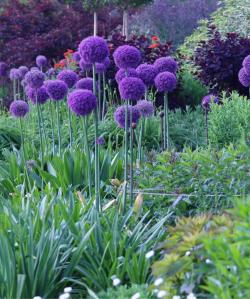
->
[164,93,169,150]
[68,107,73,149]
[40,105,48,153]
[138,117,145,166]
[82,117,92,198]
[102,73,106,120]
[98,73,101,119]
[123,100,129,213]
[205,110,209,146]
[129,101,133,205]
[56,101,61,156]
[36,101,44,169]
[13,79,16,101]
[49,100,55,155]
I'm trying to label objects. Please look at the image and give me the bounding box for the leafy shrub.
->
[208,92,250,147]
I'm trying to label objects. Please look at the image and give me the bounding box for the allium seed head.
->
[57,70,78,88]
[154,71,177,92]
[113,45,141,69]
[10,100,29,118]
[119,77,146,101]
[67,89,97,116]
[45,79,68,101]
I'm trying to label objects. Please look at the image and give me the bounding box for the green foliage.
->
[208,92,250,147]
[82,0,109,11]
[114,0,153,9]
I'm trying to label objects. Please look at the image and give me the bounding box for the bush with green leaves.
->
[208,91,250,147]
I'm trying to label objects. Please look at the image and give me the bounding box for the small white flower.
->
[33,297,42,299]
[146,250,155,259]
[154,277,164,287]
[205,259,212,264]
[64,287,72,293]
[59,294,70,299]
[113,278,121,286]
[157,290,168,298]
[173,296,181,299]
[185,251,191,256]
[131,292,141,299]
[187,293,197,299]
[111,275,117,280]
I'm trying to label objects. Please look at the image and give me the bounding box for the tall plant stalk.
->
[205,110,209,145]
[123,9,129,40]
[138,117,145,166]
[56,101,61,156]
[102,73,106,120]
[68,107,73,149]
[98,73,101,119]
[129,100,134,204]
[94,11,98,36]
[36,93,44,168]
[82,117,92,198]
[49,100,55,155]
[163,92,169,150]
[123,100,129,213]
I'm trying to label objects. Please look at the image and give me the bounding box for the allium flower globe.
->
[238,68,250,87]
[243,55,250,75]
[45,79,68,101]
[79,59,92,72]
[154,57,178,74]
[154,71,177,92]
[114,105,141,129]
[72,51,81,62]
[113,45,141,69]
[9,68,21,81]
[136,100,154,117]
[36,55,48,68]
[67,89,97,116]
[10,100,29,118]
[76,78,97,92]
[115,68,138,83]
[57,70,78,88]
[119,77,146,101]
[0,62,8,77]
[96,57,110,74]
[136,63,157,86]
[78,36,109,64]
[25,70,45,89]
[201,94,219,110]
[18,66,29,79]
[26,86,49,105]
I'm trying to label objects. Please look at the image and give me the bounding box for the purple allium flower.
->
[36,55,48,68]
[78,36,109,64]
[119,77,146,101]
[10,100,29,118]
[243,55,250,75]
[67,89,97,116]
[154,57,178,74]
[115,68,138,83]
[96,136,105,145]
[136,63,157,86]
[76,77,97,92]
[9,68,21,81]
[30,67,40,72]
[45,79,68,101]
[46,68,56,79]
[25,86,49,105]
[238,68,250,87]
[136,100,154,117]
[57,70,78,88]
[96,57,110,74]
[18,66,29,79]
[72,51,81,62]
[114,105,141,129]
[201,94,219,110]
[113,45,141,69]
[0,62,8,77]
[79,59,92,72]
[154,71,177,92]
[25,70,45,89]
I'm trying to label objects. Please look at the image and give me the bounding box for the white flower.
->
[33,297,42,299]
[131,292,141,299]
[64,287,72,293]
[113,278,121,286]
[59,294,70,299]
[154,277,164,286]
[157,290,168,298]
[146,250,155,259]
[205,259,212,264]
[173,296,181,299]
[185,251,191,256]
[187,293,197,299]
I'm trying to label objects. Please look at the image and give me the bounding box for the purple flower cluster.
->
[25,70,45,89]
[201,94,219,110]
[119,77,146,101]
[114,105,141,129]
[18,66,29,79]
[114,45,141,69]
[10,100,29,118]
[136,64,157,87]
[36,55,48,68]
[79,59,92,72]
[0,62,8,77]
[72,51,81,62]
[154,71,177,92]
[45,79,68,101]
[239,55,250,87]
[243,55,250,75]
[10,68,21,81]
[154,57,178,74]
[26,86,49,105]
[136,100,154,117]
[67,89,97,116]
[76,78,97,92]
[115,68,138,83]
[96,57,110,74]
[57,70,78,88]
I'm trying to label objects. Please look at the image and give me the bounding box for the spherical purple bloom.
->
[136,100,154,117]
[36,55,48,68]
[72,51,81,62]
[45,79,68,101]
[30,67,40,72]
[201,94,219,110]
[243,55,250,75]
[46,68,56,79]
[154,57,178,74]
[57,70,78,88]
[18,66,29,79]
[119,77,146,102]
[154,71,177,92]
[115,68,138,83]
[25,70,45,89]
[238,68,250,87]
[113,45,141,69]
[76,77,97,92]
[25,86,49,105]
[0,62,8,77]
[96,57,110,74]
[136,63,157,86]
[67,89,97,116]
[10,100,29,118]
[79,59,92,72]
[114,105,141,129]
[78,36,109,64]
[9,68,21,81]
[96,136,105,145]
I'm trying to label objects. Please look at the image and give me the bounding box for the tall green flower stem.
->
[13,79,16,101]
[40,106,49,153]
[163,92,169,150]
[36,96,44,169]
[102,73,106,120]
[129,101,134,205]
[205,110,209,145]
[138,117,145,167]
[160,113,164,151]
[98,73,102,119]
[49,100,55,155]
[56,101,61,156]
[93,64,100,212]
[123,100,129,213]
[68,107,73,149]
[82,117,92,198]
